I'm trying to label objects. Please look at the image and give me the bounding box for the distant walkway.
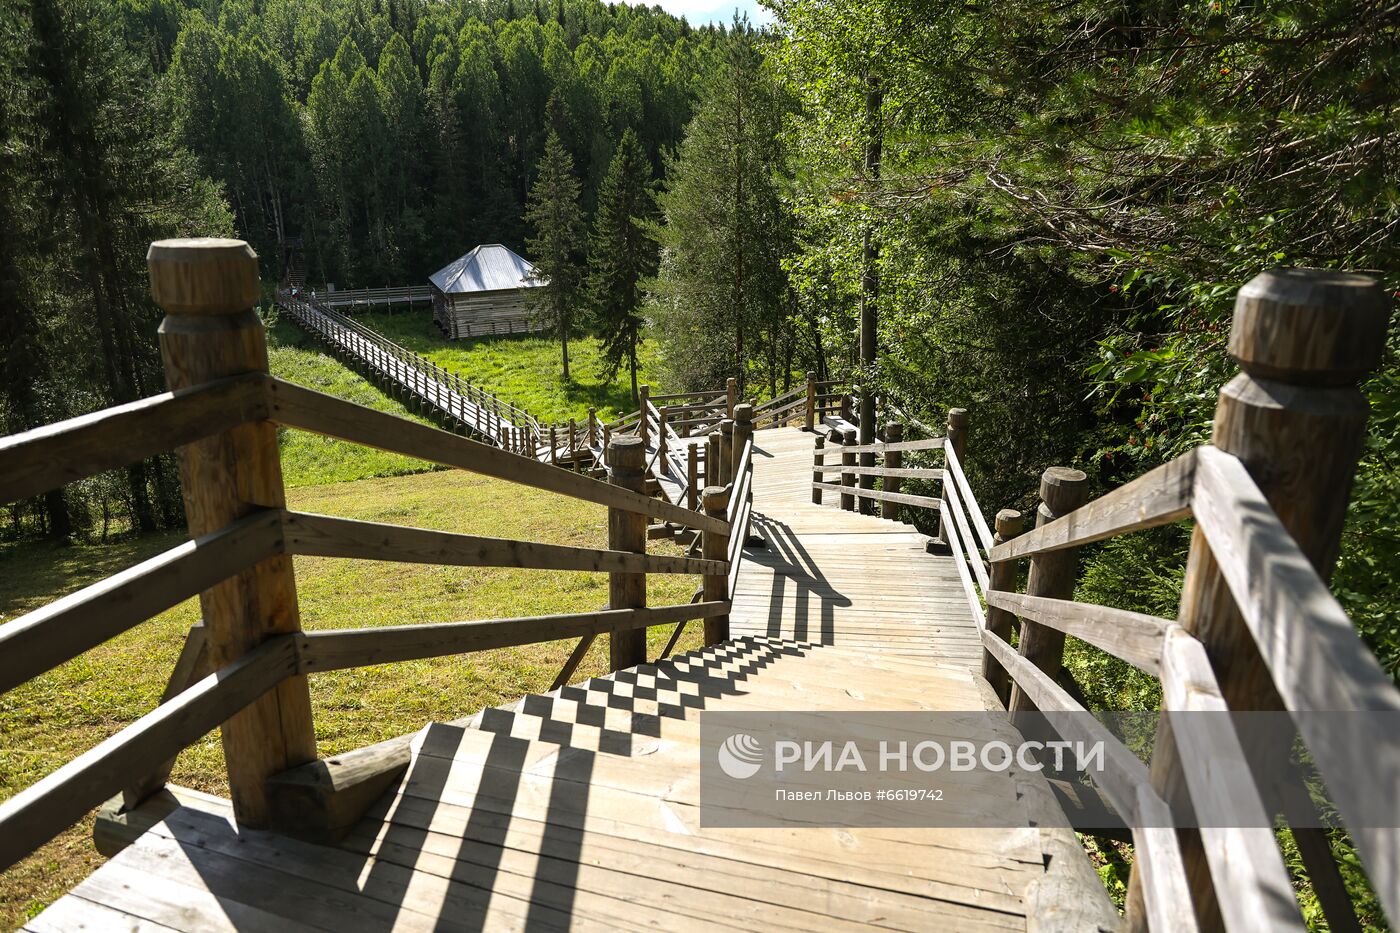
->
[730,427,983,664]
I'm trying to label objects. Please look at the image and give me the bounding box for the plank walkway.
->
[27,427,1104,932]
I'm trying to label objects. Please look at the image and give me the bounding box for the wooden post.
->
[569,418,578,459]
[702,485,731,645]
[804,371,817,432]
[1008,467,1088,714]
[1128,268,1390,932]
[588,407,597,447]
[881,422,903,520]
[705,432,720,487]
[606,436,648,671]
[840,428,857,511]
[982,509,1025,706]
[718,418,735,486]
[811,434,826,505]
[732,403,754,479]
[638,384,650,446]
[936,407,969,545]
[149,238,315,824]
[687,443,699,511]
[726,377,737,418]
[602,423,611,453]
[657,407,668,461]
[840,390,854,424]
[549,425,558,464]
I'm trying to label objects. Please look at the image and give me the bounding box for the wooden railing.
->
[307,284,432,308]
[0,238,736,871]
[277,292,571,459]
[873,270,1398,932]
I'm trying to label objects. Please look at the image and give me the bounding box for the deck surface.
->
[29,427,1095,932]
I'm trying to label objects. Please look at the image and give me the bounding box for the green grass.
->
[0,468,704,929]
[355,309,660,424]
[265,312,439,488]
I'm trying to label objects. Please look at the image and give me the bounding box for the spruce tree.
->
[524,130,584,380]
[586,129,656,404]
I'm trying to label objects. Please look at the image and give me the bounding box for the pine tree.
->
[525,130,584,380]
[586,129,656,403]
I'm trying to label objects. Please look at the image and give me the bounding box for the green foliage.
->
[525,130,586,379]
[586,128,657,403]
[651,20,797,395]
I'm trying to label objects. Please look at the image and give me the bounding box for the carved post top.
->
[606,434,645,472]
[733,402,754,425]
[702,485,731,515]
[1231,268,1389,386]
[884,421,904,440]
[947,407,969,429]
[148,238,259,315]
[719,418,735,438]
[1038,467,1088,519]
[994,508,1024,540]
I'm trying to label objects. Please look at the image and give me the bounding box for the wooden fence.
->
[808,269,1400,932]
[309,285,432,309]
[0,238,750,871]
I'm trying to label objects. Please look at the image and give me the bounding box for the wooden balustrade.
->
[0,237,736,874]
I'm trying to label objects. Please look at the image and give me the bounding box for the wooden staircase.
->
[66,637,1063,933]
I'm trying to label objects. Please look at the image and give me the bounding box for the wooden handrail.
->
[809,482,942,511]
[837,436,944,455]
[0,634,298,873]
[282,510,725,576]
[0,373,267,506]
[297,600,731,673]
[266,377,726,535]
[0,510,283,695]
[988,450,1196,563]
[984,591,1168,675]
[941,437,994,553]
[812,464,944,479]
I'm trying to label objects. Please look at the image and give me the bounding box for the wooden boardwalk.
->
[731,427,983,663]
[25,426,1104,933]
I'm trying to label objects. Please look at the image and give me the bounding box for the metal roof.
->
[429,244,545,294]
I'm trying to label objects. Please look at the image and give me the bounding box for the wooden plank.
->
[267,377,726,534]
[942,439,995,553]
[984,592,1167,675]
[0,373,268,506]
[282,511,723,576]
[1159,626,1306,931]
[1192,445,1400,920]
[810,482,942,510]
[942,474,990,592]
[989,449,1196,563]
[297,601,732,673]
[812,464,945,479]
[838,436,945,455]
[0,636,297,873]
[1130,787,1201,933]
[0,510,282,695]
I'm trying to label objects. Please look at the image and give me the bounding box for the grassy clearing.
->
[354,309,660,424]
[264,312,440,488]
[0,468,705,929]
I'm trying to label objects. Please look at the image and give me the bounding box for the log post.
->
[549,425,558,464]
[936,407,969,545]
[1127,268,1389,932]
[881,421,904,520]
[602,423,611,453]
[982,509,1025,707]
[840,427,857,511]
[606,436,648,671]
[840,389,854,425]
[811,435,826,505]
[149,238,315,824]
[1007,467,1088,714]
[638,384,650,446]
[805,370,817,432]
[718,418,735,486]
[706,432,720,487]
[726,377,737,418]
[732,403,754,478]
[687,443,699,511]
[702,485,731,645]
[657,407,668,461]
[588,407,597,447]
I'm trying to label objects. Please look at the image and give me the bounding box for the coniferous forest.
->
[3,0,1400,924]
